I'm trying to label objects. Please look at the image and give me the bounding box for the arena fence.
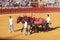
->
[0,7,60,14]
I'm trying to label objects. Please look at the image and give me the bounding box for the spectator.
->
[28,2,32,7]
[21,0,27,7]
[0,1,2,7]
[6,1,10,7]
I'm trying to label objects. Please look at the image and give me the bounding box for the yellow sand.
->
[0,12,60,40]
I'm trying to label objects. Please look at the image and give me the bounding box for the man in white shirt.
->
[23,21,28,35]
[8,16,14,32]
[46,14,50,30]
[46,14,50,23]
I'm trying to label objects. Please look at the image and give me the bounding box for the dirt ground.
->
[0,12,60,40]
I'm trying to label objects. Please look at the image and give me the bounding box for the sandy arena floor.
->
[0,12,60,40]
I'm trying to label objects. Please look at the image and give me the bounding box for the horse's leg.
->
[43,26,46,31]
[36,25,39,32]
[41,24,46,31]
[41,24,44,31]
[27,25,31,35]
[33,25,38,33]
[30,24,34,34]
[30,24,33,34]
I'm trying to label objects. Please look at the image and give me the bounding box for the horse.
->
[17,16,47,34]
[17,16,32,33]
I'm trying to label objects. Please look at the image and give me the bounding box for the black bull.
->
[17,16,47,33]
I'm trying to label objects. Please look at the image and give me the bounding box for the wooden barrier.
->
[0,7,60,14]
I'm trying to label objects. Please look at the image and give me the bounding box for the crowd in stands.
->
[0,0,60,8]
[40,0,60,7]
[0,0,34,8]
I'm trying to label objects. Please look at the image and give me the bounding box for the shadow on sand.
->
[14,26,60,35]
[49,26,60,31]
[14,29,22,32]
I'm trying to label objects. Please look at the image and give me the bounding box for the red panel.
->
[0,7,60,14]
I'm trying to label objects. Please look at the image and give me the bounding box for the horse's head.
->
[17,16,23,23]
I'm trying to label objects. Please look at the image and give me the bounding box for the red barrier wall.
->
[0,7,60,14]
